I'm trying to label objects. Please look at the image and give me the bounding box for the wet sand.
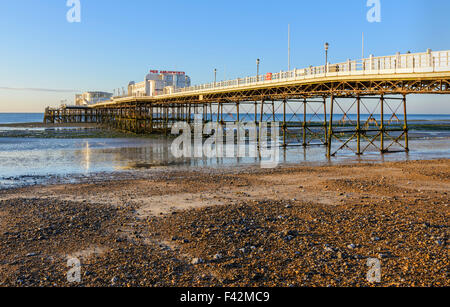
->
[0,159,448,287]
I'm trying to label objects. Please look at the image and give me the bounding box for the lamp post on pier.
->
[256,58,260,82]
[325,42,329,73]
[214,68,217,87]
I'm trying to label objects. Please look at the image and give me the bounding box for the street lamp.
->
[256,58,260,82]
[324,42,329,73]
[214,68,217,87]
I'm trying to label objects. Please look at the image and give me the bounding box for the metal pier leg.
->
[283,99,287,147]
[188,103,192,124]
[272,100,275,122]
[323,96,328,145]
[260,100,264,124]
[164,105,167,131]
[380,94,385,153]
[403,94,409,152]
[209,103,212,122]
[302,98,307,147]
[150,104,153,133]
[327,94,334,158]
[254,101,258,126]
[356,95,361,155]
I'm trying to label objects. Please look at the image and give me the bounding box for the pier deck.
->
[44,50,450,156]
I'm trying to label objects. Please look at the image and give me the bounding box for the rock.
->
[191,258,204,265]
[251,272,263,281]
[111,276,119,285]
[371,236,381,242]
[324,244,335,252]
[284,235,294,242]
[347,244,357,250]
[213,253,223,260]
[435,240,444,246]
[378,253,390,259]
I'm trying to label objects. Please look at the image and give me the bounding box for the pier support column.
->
[150,104,154,133]
[323,96,328,145]
[380,94,385,153]
[259,100,265,147]
[403,94,409,152]
[356,95,361,155]
[327,94,334,158]
[302,98,307,147]
[282,99,287,147]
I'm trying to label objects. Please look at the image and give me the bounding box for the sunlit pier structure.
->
[44,50,450,156]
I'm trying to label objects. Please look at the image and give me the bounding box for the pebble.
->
[191,258,204,265]
[324,244,335,252]
[111,276,119,285]
[213,253,223,260]
[378,253,390,259]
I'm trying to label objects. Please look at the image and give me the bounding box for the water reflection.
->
[0,136,449,189]
[82,141,91,172]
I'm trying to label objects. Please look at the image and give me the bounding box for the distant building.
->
[128,70,191,97]
[75,91,113,106]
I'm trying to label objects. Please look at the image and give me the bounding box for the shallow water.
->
[1,113,449,188]
[0,132,449,189]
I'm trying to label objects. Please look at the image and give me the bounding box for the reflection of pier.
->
[44,50,450,156]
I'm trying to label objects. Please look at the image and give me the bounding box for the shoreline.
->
[0,158,448,287]
[0,122,100,128]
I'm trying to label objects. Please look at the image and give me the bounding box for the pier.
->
[44,50,450,156]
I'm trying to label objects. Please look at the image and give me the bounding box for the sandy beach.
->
[0,159,448,287]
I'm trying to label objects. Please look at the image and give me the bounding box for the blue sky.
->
[0,0,449,112]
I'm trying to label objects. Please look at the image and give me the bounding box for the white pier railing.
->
[162,50,449,96]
